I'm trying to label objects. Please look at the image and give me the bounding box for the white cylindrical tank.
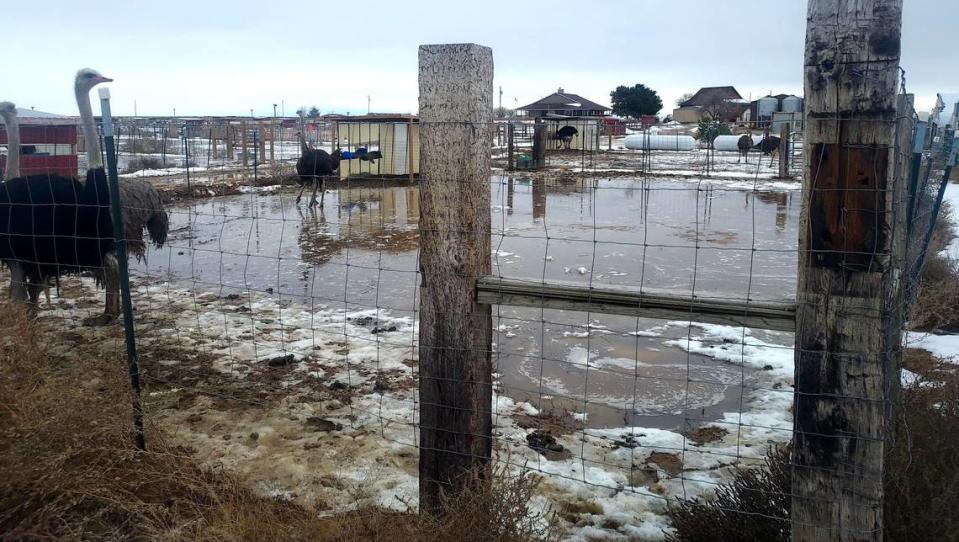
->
[624,134,696,151]
[712,134,763,151]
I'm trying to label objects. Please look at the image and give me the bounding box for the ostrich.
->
[736,133,752,163]
[64,69,169,309]
[295,129,341,207]
[552,125,578,150]
[0,102,20,180]
[753,135,782,168]
[1,70,125,323]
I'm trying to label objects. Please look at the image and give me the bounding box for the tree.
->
[610,84,663,118]
[307,106,320,119]
[494,106,515,118]
[676,92,694,106]
[695,117,731,142]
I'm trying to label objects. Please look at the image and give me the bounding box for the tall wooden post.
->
[778,123,790,178]
[793,1,903,541]
[417,43,493,514]
[532,123,547,169]
[507,122,515,170]
[241,122,248,167]
[258,123,267,162]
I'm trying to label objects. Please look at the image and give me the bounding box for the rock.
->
[305,417,343,432]
[371,325,398,334]
[249,432,259,442]
[373,379,389,392]
[351,316,374,327]
[612,433,641,449]
[329,381,349,391]
[526,429,571,460]
[762,364,774,371]
[266,354,296,367]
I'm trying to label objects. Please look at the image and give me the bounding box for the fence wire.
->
[1,78,956,540]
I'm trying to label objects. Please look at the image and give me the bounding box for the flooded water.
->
[133,176,800,430]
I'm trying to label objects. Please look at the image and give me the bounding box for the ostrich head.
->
[0,101,15,120]
[74,68,113,94]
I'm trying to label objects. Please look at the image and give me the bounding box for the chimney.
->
[557,87,564,94]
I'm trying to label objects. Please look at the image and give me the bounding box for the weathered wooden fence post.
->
[417,43,494,514]
[532,123,547,169]
[793,1,903,540]
[778,123,790,178]
[507,122,515,171]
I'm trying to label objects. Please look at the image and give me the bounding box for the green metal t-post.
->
[98,87,145,451]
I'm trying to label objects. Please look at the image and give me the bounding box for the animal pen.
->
[3,2,958,540]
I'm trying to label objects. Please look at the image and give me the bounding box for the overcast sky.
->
[3,0,956,117]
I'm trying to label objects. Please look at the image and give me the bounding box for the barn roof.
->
[0,108,78,126]
[518,89,610,112]
[679,86,743,107]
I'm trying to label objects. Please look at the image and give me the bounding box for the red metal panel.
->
[0,155,79,178]
[0,125,77,145]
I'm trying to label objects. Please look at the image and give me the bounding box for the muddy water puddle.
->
[133,176,799,431]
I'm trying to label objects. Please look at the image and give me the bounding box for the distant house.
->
[518,88,611,119]
[743,94,804,128]
[672,86,747,124]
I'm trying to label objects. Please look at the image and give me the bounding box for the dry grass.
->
[666,352,959,542]
[911,203,959,331]
[0,305,557,541]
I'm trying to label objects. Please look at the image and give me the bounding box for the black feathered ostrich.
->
[736,133,752,163]
[551,125,578,150]
[2,69,167,323]
[0,91,116,322]
[295,128,341,207]
[753,135,782,168]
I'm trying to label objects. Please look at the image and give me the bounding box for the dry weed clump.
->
[911,203,959,331]
[665,353,959,542]
[0,304,557,541]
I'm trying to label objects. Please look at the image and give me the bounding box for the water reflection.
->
[135,176,799,430]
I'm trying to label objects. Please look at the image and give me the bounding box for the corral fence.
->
[3,0,958,539]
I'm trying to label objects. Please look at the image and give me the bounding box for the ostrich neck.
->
[76,87,102,169]
[299,130,310,154]
[3,113,20,180]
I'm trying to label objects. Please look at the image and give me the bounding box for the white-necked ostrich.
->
[60,69,169,311]
[295,129,341,207]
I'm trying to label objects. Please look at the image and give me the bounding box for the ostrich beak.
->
[94,75,114,84]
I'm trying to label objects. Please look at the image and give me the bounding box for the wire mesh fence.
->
[2,24,958,542]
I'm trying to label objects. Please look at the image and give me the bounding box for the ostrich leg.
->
[84,252,120,326]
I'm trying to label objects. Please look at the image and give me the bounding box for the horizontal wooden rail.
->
[476,276,797,332]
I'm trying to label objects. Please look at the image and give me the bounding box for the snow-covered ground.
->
[33,275,794,541]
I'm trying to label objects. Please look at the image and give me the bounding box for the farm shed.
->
[0,108,78,177]
[331,114,419,179]
[544,118,601,151]
[518,88,611,119]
